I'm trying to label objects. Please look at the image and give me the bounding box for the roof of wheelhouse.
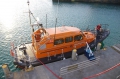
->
[46,26,81,36]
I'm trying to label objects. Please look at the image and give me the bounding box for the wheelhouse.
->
[31,26,95,59]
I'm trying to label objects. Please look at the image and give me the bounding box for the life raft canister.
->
[10,49,14,57]
[10,42,14,57]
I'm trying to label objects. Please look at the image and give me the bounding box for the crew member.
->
[96,24,101,31]
[96,24,102,38]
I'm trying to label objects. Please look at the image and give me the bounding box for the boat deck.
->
[8,44,120,79]
[16,43,36,62]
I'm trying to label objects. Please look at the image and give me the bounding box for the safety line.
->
[83,63,120,79]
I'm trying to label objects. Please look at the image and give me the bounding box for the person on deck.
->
[96,24,101,33]
[96,24,102,38]
[96,24,101,31]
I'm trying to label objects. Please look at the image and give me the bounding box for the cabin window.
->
[74,35,82,41]
[54,38,64,45]
[65,36,73,43]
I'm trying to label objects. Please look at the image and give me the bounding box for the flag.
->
[85,42,95,61]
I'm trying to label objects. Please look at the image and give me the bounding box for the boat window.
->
[74,35,82,41]
[65,36,73,43]
[54,38,64,45]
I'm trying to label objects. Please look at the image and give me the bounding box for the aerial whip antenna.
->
[46,14,47,28]
[27,0,43,32]
[27,0,31,25]
[54,18,57,41]
[54,0,59,42]
[56,0,59,18]
[27,0,35,32]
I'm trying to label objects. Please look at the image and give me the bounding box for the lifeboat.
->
[10,2,110,68]
[10,24,110,68]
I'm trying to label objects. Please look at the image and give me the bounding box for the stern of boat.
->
[10,43,38,68]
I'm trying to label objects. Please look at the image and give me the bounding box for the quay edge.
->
[52,0,120,4]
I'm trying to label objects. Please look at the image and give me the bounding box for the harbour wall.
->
[53,0,120,4]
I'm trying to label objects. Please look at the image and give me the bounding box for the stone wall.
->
[53,0,120,4]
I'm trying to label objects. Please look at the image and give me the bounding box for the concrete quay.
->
[4,44,120,79]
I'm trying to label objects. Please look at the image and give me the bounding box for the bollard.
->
[96,43,101,51]
[2,64,12,79]
[72,49,77,60]
[25,64,34,72]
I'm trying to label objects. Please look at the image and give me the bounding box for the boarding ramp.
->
[60,56,100,76]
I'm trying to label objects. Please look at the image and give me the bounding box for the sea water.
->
[0,0,120,78]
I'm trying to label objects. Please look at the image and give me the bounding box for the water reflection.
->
[0,0,27,32]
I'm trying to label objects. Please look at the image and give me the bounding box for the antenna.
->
[27,0,34,32]
[54,18,57,41]
[27,0,31,25]
[27,0,43,32]
[56,0,59,18]
[54,0,59,43]
[46,14,47,28]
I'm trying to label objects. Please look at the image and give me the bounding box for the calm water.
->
[0,0,120,78]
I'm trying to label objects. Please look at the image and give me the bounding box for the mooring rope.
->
[29,44,62,79]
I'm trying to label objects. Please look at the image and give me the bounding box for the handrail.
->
[83,24,108,31]
[60,56,100,76]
